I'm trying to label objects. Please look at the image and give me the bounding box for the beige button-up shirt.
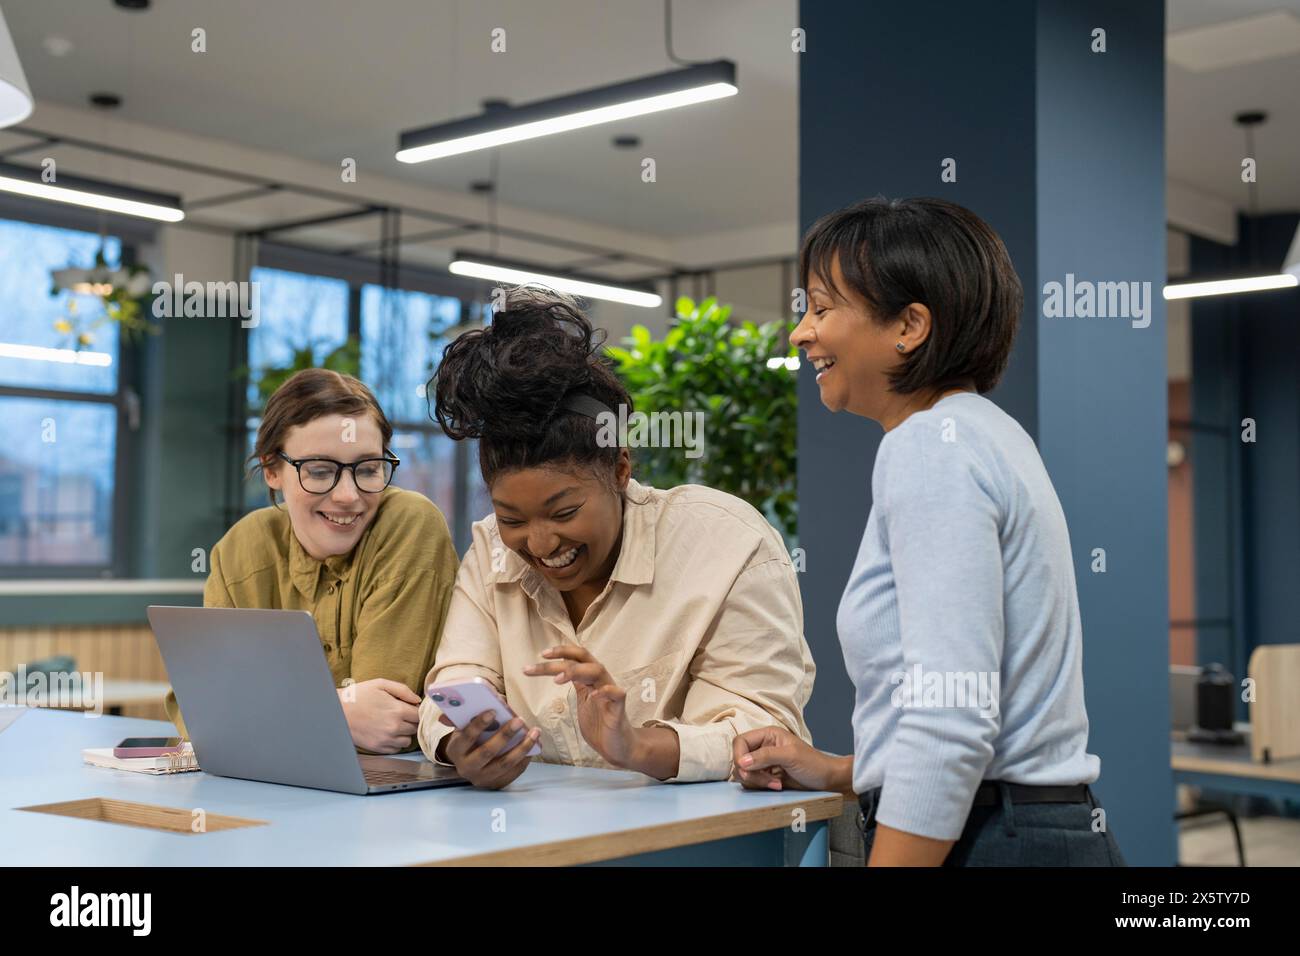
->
[417,478,815,782]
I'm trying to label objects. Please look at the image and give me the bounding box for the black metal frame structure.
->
[0,124,792,301]
[0,125,794,558]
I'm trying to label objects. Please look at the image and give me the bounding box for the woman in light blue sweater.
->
[734,197,1125,867]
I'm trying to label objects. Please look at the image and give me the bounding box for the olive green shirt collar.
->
[287,490,390,599]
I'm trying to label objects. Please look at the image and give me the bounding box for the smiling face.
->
[264,413,387,561]
[489,451,630,593]
[790,253,910,420]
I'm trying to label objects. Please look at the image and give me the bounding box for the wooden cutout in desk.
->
[18,797,267,835]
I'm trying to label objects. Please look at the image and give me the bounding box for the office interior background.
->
[0,0,1297,867]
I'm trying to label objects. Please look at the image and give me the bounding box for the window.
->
[360,284,457,421]
[241,267,351,510]
[245,267,351,410]
[0,219,129,575]
[360,283,461,518]
[243,267,491,550]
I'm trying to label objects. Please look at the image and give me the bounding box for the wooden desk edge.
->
[413,792,844,867]
[1171,754,1300,784]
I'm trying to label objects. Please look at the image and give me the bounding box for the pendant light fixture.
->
[449,252,662,308]
[0,1,184,222]
[1163,273,1297,300]
[446,144,662,308]
[399,0,735,163]
[1283,226,1300,280]
[0,160,185,222]
[1164,111,1299,300]
[398,60,735,164]
[0,5,33,128]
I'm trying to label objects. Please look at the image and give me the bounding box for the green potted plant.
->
[605,296,798,541]
[237,337,361,413]
[50,250,156,348]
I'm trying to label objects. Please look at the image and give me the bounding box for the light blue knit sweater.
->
[839,392,1100,840]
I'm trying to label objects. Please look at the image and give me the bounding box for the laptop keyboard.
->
[363,768,429,785]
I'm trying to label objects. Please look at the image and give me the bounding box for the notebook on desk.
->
[82,744,200,775]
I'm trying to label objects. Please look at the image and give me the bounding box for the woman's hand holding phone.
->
[437,710,541,789]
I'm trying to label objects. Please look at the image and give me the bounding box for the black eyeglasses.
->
[277,452,400,494]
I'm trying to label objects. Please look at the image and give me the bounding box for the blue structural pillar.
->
[798,0,1172,864]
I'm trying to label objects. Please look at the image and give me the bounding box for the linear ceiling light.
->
[1169,110,1300,302]
[0,342,113,367]
[398,60,737,164]
[1163,273,1299,300]
[0,161,185,222]
[449,253,662,308]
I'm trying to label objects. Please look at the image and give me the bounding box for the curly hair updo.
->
[430,285,632,487]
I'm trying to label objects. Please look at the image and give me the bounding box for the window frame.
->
[0,204,149,579]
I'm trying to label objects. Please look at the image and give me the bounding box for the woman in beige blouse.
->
[416,286,815,788]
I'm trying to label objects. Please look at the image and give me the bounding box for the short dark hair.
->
[798,196,1023,395]
[430,285,632,486]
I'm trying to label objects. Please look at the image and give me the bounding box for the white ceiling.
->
[3,0,799,239]
[1,0,1297,258]
[1167,0,1300,213]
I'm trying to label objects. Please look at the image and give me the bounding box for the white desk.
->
[0,709,841,866]
[1171,728,1300,803]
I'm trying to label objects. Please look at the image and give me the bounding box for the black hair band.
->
[561,393,615,420]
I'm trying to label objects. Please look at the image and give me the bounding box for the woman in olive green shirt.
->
[164,368,458,754]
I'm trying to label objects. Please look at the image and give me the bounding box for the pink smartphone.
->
[425,678,541,756]
[113,737,185,758]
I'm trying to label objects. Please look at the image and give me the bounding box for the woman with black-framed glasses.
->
[163,368,459,755]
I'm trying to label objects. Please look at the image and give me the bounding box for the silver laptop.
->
[147,606,466,795]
